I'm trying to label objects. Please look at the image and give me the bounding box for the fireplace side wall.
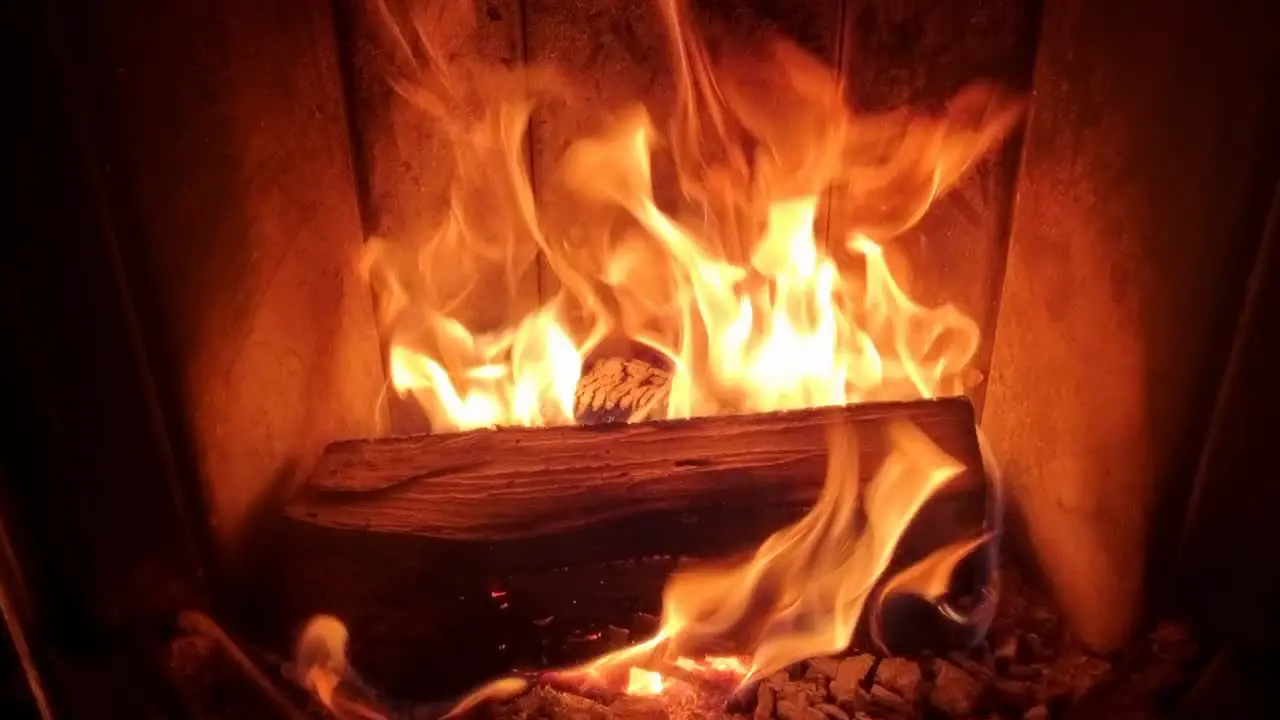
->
[53,0,388,557]
[984,0,1280,650]
[826,0,1038,414]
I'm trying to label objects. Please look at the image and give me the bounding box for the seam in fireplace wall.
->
[330,0,383,245]
[4,2,225,710]
[1142,21,1280,625]
[970,130,1029,421]
[1178,181,1279,553]
[969,0,1046,422]
[816,0,855,258]
[328,0,398,426]
[1173,57,1280,527]
[1174,166,1280,648]
[513,0,549,301]
[36,0,214,609]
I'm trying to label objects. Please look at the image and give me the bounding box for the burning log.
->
[259,398,992,700]
[286,398,983,542]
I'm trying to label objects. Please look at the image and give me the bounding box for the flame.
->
[294,0,1023,713]
[365,0,1024,431]
[626,667,667,696]
[294,422,983,714]
[555,420,967,691]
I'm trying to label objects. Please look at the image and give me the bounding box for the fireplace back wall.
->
[9,0,1277,682]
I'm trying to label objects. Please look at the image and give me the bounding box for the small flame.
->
[626,667,667,696]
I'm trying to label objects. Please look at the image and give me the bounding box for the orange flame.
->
[626,667,667,696]
[294,421,983,713]
[559,420,967,690]
[294,0,1021,713]
[365,0,1024,431]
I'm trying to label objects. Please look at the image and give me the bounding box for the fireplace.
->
[4,0,1279,717]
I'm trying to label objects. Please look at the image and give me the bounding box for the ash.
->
[475,576,1201,720]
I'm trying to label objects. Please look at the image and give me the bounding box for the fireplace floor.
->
[160,565,1205,720]
[470,571,1199,720]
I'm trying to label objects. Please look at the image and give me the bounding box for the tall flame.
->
[295,0,1023,714]
[365,0,1024,431]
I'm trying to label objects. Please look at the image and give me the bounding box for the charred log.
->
[286,398,982,541]
[249,399,995,699]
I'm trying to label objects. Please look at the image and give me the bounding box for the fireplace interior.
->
[4,0,1279,718]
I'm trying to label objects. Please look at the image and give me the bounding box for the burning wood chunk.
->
[1022,704,1049,720]
[275,558,1212,720]
[872,658,922,704]
[928,660,982,716]
[493,685,611,720]
[988,676,1037,714]
[828,655,875,702]
[754,683,776,720]
[775,699,826,720]
[609,695,671,720]
[369,615,1202,720]
[805,657,841,681]
[632,613,660,638]
[813,702,848,720]
[608,625,632,649]
[944,652,995,684]
[993,633,1018,667]
[776,680,826,715]
[1018,633,1048,665]
[820,683,912,720]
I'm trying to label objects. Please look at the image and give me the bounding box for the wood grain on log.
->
[287,398,981,540]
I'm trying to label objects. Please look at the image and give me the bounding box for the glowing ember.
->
[626,667,667,696]
[675,656,751,676]
[294,421,985,714]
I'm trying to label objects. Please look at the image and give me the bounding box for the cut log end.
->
[575,342,674,425]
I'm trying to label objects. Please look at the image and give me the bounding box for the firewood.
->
[286,398,983,541]
[253,399,989,700]
[574,343,673,424]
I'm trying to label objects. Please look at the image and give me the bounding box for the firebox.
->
[4,0,1278,718]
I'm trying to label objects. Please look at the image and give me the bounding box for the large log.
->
[250,398,988,698]
[287,397,984,541]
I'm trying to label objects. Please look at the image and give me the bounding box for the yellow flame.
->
[296,0,1023,713]
[625,667,667,696]
[366,0,1023,431]
[558,420,966,690]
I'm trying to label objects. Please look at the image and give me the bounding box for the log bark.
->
[287,398,983,541]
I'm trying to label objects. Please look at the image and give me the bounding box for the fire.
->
[294,0,1023,714]
[366,0,1024,431]
[555,421,967,690]
[626,667,667,696]
[294,421,981,713]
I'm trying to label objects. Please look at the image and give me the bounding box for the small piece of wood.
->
[287,398,982,541]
